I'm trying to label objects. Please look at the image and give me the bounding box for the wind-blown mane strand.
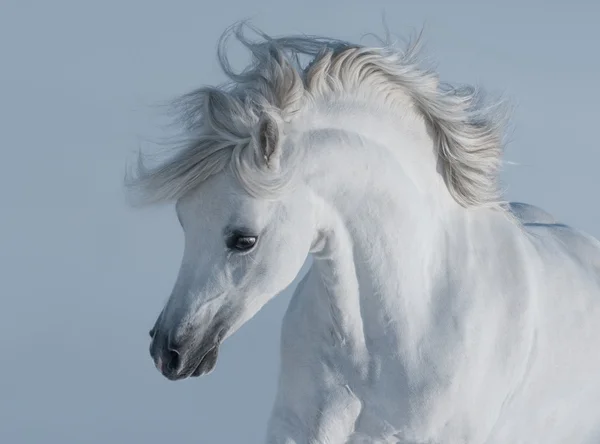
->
[125,23,509,210]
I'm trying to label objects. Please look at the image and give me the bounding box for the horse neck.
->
[295,99,475,356]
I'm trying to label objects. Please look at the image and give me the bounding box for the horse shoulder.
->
[267,269,317,442]
[269,267,363,442]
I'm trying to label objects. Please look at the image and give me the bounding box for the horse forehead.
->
[188,173,237,201]
[178,177,277,227]
[178,175,240,214]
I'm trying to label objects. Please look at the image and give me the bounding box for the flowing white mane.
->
[126,23,509,208]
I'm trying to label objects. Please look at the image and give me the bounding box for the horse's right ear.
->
[256,112,283,170]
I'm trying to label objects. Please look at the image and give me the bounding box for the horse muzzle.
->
[149,326,223,381]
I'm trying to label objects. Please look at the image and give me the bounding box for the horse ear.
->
[257,113,282,169]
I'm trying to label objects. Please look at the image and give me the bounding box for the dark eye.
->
[227,233,257,252]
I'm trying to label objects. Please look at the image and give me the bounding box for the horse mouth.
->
[191,344,219,377]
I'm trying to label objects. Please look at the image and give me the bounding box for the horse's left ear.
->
[256,112,283,170]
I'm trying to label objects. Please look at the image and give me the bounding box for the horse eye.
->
[227,234,257,251]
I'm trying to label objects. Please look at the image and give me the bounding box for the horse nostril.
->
[166,348,180,372]
[149,327,156,338]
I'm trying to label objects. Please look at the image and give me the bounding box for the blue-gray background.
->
[2,1,598,442]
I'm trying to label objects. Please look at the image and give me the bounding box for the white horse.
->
[127,24,600,443]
